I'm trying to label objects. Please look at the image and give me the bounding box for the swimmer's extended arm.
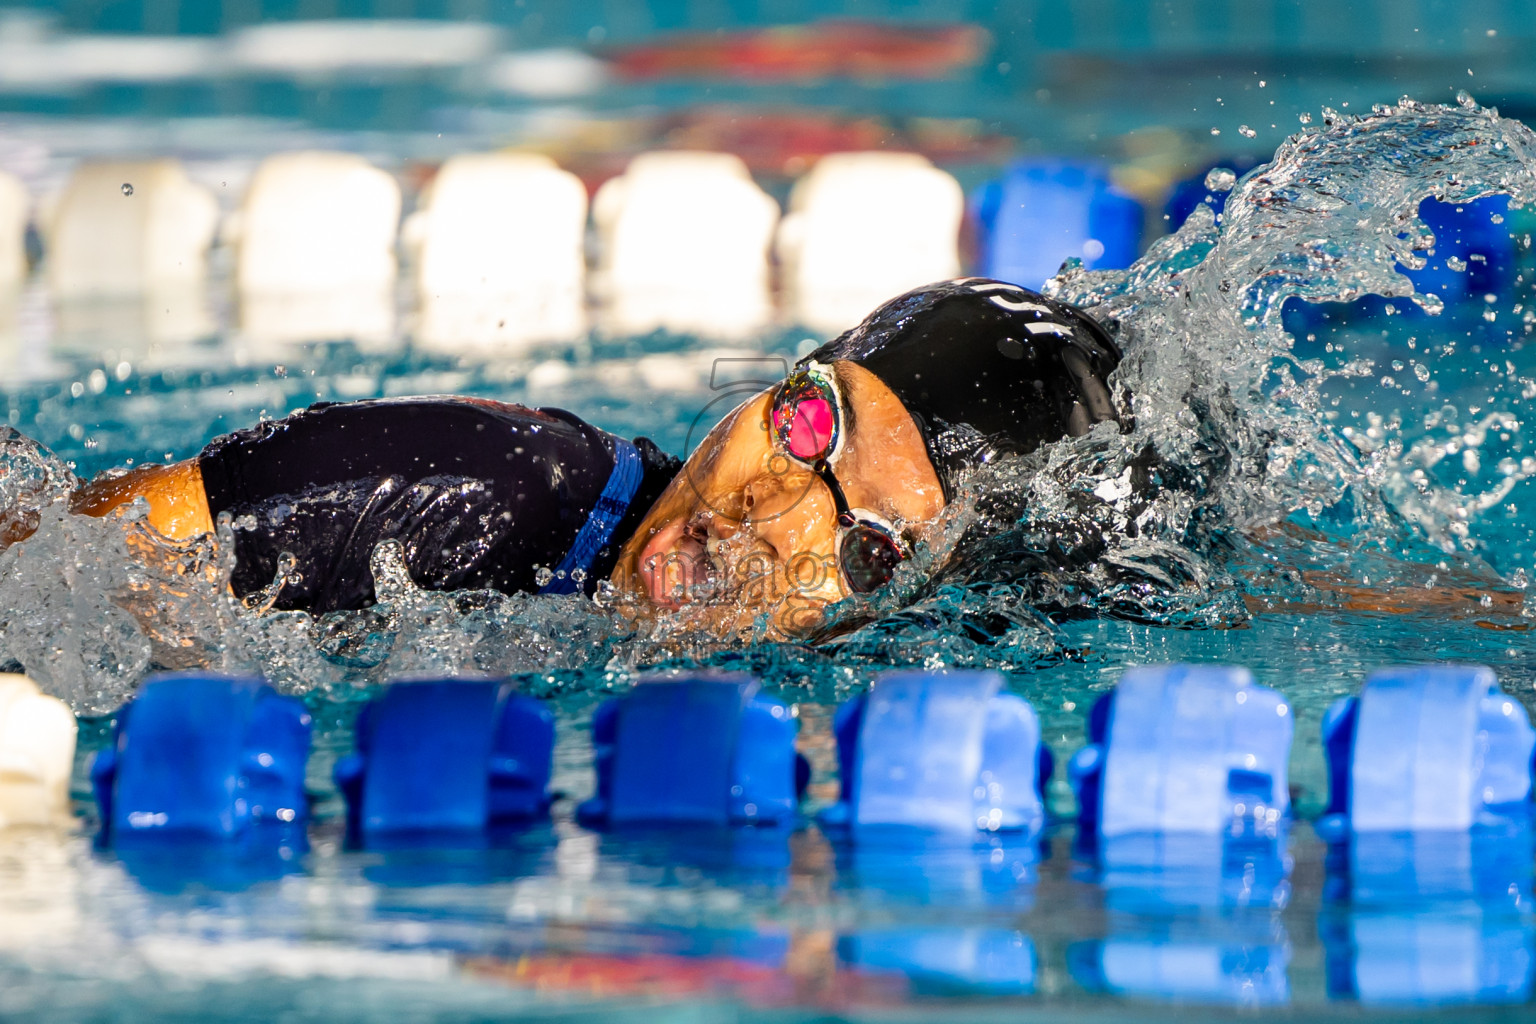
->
[69,460,214,541]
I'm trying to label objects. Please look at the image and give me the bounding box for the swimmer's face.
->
[612,360,945,638]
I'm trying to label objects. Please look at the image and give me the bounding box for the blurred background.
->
[0,0,1532,468]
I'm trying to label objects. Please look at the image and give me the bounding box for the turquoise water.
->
[2,26,1536,1019]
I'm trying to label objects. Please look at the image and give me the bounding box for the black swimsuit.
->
[198,398,679,614]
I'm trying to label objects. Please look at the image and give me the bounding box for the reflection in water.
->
[52,290,216,357]
[0,829,79,956]
[0,285,17,375]
[1322,827,1536,1006]
[840,927,1035,996]
[1070,832,1292,1005]
[831,830,1039,907]
[7,811,1536,1015]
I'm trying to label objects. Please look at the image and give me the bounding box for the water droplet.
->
[1204,167,1237,192]
[534,566,554,587]
[1491,213,1505,224]
[1447,255,1469,272]
[1210,127,1222,136]
[1414,362,1431,382]
[1258,80,1266,88]
[1238,124,1257,138]
[1298,112,1313,124]
[1457,89,1476,108]
[120,183,133,196]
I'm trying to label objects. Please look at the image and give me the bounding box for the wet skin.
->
[56,362,947,640]
[610,360,946,637]
[43,371,1518,632]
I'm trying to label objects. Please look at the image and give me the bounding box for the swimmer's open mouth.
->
[638,512,719,609]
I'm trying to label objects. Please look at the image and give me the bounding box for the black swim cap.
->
[800,278,1123,499]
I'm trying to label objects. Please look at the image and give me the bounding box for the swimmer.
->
[9,278,1123,637]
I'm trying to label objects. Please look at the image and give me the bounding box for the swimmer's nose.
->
[637,517,707,608]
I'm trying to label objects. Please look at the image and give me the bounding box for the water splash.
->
[1006,97,1536,605]
[5,98,1536,711]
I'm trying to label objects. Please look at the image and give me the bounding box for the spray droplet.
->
[1457,89,1476,108]
[1238,124,1257,138]
[1298,112,1313,124]
[1204,167,1238,192]
[1210,127,1221,136]
[120,183,133,196]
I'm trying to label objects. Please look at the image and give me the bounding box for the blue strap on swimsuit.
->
[539,438,645,596]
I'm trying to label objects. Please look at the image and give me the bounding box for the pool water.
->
[2,25,1536,1024]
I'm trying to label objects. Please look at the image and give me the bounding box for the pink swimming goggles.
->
[768,362,908,594]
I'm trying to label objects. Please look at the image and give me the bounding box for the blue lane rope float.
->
[1069,663,1293,843]
[1320,663,1536,834]
[538,436,643,595]
[90,673,311,843]
[334,677,554,842]
[577,675,808,828]
[818,669,1050,836]
[839,928,1037,997]
[971,159,1143,290]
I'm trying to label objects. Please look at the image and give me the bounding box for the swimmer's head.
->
[805,277,1123,499]
[611,278,1121,637]
[612,359,944,637]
